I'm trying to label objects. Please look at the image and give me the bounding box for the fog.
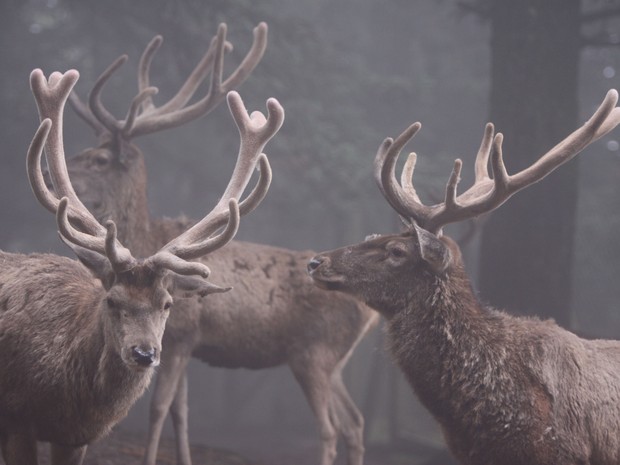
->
[1,1,619,464]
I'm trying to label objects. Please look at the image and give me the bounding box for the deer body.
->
[308,89,620,465]
[312,233,620,465]
[0,252,159,447]
[158,239,372,369]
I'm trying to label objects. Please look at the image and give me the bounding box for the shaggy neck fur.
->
[383,260,560,465]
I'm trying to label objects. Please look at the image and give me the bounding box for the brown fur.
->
[309,231,620,465]
[0,250,173,464]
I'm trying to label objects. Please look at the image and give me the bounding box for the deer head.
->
[308,90,620,315]
[29,67,283,369]
[46,23,268,248]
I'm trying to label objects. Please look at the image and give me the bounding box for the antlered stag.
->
[54,24,378,465]
[308,90,620,465]
[0,68,281,465]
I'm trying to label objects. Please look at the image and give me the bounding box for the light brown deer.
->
[308,90,620,465]
[55,24,378,465]
[0,64,280,465]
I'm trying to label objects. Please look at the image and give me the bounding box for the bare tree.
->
[308,90,620,465]
[58,24,378,465]
[0,65,279,465]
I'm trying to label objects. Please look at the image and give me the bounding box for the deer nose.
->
[307,256,326,273]
[131,346,157,367]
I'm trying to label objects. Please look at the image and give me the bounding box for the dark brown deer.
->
[0,65,280,465]
[308,90,620,465]
[56,25,378,465]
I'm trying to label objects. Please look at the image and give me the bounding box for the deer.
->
[308,90,620,465]
[50,23,379,465]
[0,64,281,465]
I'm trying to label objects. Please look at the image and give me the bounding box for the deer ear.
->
[59,234,116,289]
[170,275,233,298]
[412,224,451,274]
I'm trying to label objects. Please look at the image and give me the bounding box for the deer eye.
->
[92,150,112,167]
[387,244,407,259]
[163,301,172,311]
[106,297,119,309]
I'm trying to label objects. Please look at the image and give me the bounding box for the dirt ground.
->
[21,430,342,465]
[24,431,257,465]
[2,428,453,465]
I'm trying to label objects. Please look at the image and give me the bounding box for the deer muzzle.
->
[130,345,159,368]
[307,254,346,291]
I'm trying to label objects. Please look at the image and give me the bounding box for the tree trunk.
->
[478,0,581,328]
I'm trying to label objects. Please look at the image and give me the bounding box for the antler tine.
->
[374,122,432,224]
[30,69,108,236]
[400,152,421,203]
[55,198,135,272]
[474,123,495,183]
[27,119,59,213]
[127,22,268,138]
[509,89,620,189]
[238,154,272,216]
[137,35,163,114]
[27,118,109,230]
[149,199,241,264]
[27,118,89,221]
[160,91,284,260]
[388,89,620,234]
[26,120,104,251]
[67,92,107,136]
[55,197,106,254]
[151,24,228,116]
[122,86,159,136]
[88,55,129,134]
[220,22,268,92]
[218,92,284,204]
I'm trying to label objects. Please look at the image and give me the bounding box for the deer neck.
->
[71,297,152,423]
[111,157,160,258]
[34,290,153,444]
[386,265,510,426]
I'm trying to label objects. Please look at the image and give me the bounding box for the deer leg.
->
[291,364,338,465]
[330,370,365,465]
[50,443,87,465]
[142,351,191,465]
[170,372,192,465]
[0,433,37,465]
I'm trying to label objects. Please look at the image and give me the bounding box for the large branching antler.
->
[29,69,282,279]
[27,100,137,274]
[69,22,268,141]
[157,90,284,261]
[375,89,620,235]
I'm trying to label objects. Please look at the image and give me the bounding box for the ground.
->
[1,428,454,465]
[10,429,333,465]
[21,431,256,465]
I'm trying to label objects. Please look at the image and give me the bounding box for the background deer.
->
[54,23,378,465]
[0,65,279,465]
[308,90,620,465]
